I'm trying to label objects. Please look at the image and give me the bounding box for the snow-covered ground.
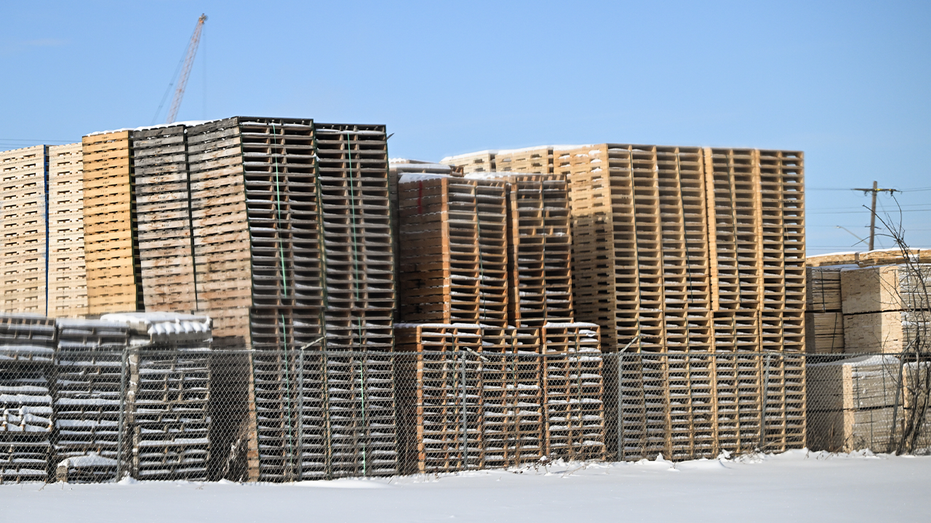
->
[5,450,930,522]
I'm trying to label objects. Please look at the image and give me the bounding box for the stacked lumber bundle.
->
[81,132,141,315]
[47,144,88,317]
[101,313,212,480]
[133,126,197,313]
[0,146,49,314]
[807,355,901,451]
[805,266,845,353]
[808,249,931,268]
[841,264,931,353]
[53,318,130,482]
[0,315,56,483]
[550,144,807,459]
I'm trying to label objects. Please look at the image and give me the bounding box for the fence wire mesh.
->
[3,340,931,484]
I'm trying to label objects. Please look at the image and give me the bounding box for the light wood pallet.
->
[493,146,554,175]
[133,125,197,313]
[47,143,88,317]
[542,323,606,461]
[81,132,141,314]
[0,145,48,314]
[439,150,496,174]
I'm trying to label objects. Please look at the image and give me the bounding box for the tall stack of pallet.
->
[53,318,130,482]
[101,313,212,480]
[133,126,197,313]
[47,144,88,317]
[806,266,845,353]
[0,315,56,483]
[185,117,399,481]
[81,132,141,315]
[0,146,49,315]
[550,143,807,460]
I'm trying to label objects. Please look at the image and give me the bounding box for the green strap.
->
[271,123,296,474]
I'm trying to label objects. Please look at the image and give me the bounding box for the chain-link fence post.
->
[890,353,906,453]
[296,346,305,481]
[115,346,129,482]
[616,352,625,462]
[760,353,770,451]
[460,350,468,469]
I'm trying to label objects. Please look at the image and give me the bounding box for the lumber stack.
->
[47,143,89,318]
[807,355,901,452]
[0,315,56,483]
[101,313,212,481]
[53,318,130,481]
[805,266,845,353]
[0,146,49,314]
[841,264,931,354]
[133,126,197,313]
[81,132,141,315]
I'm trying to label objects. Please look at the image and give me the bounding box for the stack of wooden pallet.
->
[806,266,845,353]
[0,315,56,483]
[133,126,197,313]
[47,143,89,318]
[53,318,130,482]
[841,264,931,354]
[0,146,49,315]
[101,313,212,481]
[396,171,607,471]
[440,150,497,174]
[534,144,809,460]
[184,118,400,481]
[81,132,141,315]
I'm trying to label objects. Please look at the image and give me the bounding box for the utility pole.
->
[853,181,897,250]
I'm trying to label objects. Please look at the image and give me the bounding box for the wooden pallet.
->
[133,126,197,313]
[81,132,141,314]
[0,145,49,315]
[398,176,509,327]
[439,150,496,174]
[47,143,89,318]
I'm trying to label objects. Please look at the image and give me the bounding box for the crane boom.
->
[166,14,207,124]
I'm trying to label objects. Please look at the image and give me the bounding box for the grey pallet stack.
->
[0,315,56,483]
[53,319,129,481]
[133,126,198,313]
[314,124,398,478]
[186,118,399,481]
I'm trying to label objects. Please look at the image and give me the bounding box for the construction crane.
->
[166,14,207,124]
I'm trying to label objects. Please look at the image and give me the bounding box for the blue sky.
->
[1,1,929,254]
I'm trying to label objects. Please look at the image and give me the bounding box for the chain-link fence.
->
[4,342,931,484]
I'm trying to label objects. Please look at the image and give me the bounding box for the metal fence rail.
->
[2,349,930,483]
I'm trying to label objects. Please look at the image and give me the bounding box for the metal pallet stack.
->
[47,143,88,318]
[53,318,130,482]
[133,126,197,313]
[81,131,142,315]
[101,313,212,481]
[0,146,49,314]
[0,315,56,483]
